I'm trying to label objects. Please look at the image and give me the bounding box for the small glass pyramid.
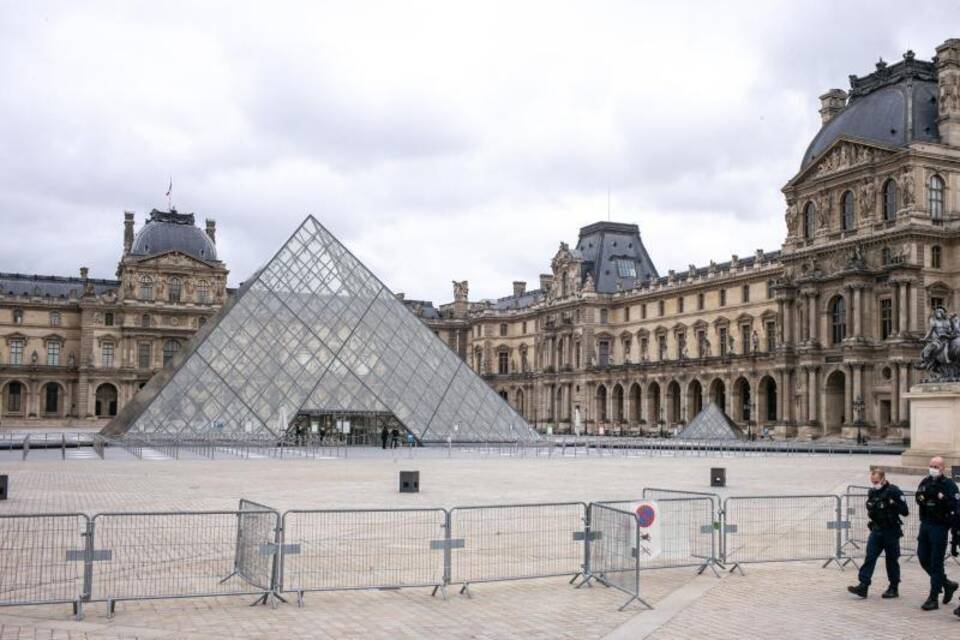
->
[103,216,539,443]
[676,403,743,440]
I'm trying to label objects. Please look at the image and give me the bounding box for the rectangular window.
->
[719,289,726,306]
[880,298,893,339]
[766,280,774,299]
[741,326,750,354]
[931,296,945,311]
[138,342,152,369]
[47,341,61,366]
[677,331,686,358]
[766,321,776,352]
[575,341,581,368]
[104,312,114,326]
[598,340,610,367]
[522,321,527,334]
[658,300,665,316]
[742,285,750,303]
[600,309,608,324]
[697,293,704,310]
[624,307,630,322]
[677,296,684,313]
[658,335,667,360]
[498,351,508,375]
[719,328,728,356]
[499,323,507,337]
[615,258,637,278]
[640,337,649,360]
[101,342,115,368]
[641,303,647,319]
[9,339,24,365]
[50,311,61,326]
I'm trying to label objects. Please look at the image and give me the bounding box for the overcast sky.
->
[0,1,956,303]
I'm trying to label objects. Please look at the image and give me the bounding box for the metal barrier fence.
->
[89,510,280,616]
[598,497,719,576]
[278,508,447,605]
[224,499,281,601]
[722,495,844,572]
[448,503,587,595]
[580,503,651,611]
[0,513,89,614]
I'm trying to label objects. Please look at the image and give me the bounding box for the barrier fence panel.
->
[582,504,650,611]
[722,495,843,572]
[0,513,89,615]
[278,508,447,604]
[448,503,587,593]
[597,498,718,575]
[223,499,281,597]
[90,510,278,615]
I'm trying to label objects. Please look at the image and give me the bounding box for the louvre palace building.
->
[4,38,960,442]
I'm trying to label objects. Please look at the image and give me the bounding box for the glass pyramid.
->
[676,402,743,440]
[103,216,539,443]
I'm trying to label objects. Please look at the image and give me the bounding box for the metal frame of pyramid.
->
[101,216,539,444]
[676,402,743,440]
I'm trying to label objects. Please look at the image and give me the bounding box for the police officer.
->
[916,456,960,611]
[847,469,908,599]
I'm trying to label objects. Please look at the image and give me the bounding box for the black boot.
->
[847,583,868,598]
[922,595,939,611]
[944,579,958,605]
[954,604,960,618]
[881,584,899,599]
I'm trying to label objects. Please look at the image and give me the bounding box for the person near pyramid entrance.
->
[380,426,389,449]
[846,469,908,600]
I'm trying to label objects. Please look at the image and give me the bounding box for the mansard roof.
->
[0,272,118,299]
[575,222,659,293]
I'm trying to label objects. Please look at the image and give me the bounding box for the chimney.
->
[80,266,88,281]
[123,211,135,254]
[205,218,217,244]
[539,273,553,291]
[512,281,526,297]
[818,88,847,124]
[936,39,960,146]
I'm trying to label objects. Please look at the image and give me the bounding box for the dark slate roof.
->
[575,222,658,294]
[801,54,940,169]
[490,288,546,311]
[0,272,118,298]
[650,250,781,287]
[403,299,441,319]
[130,209,218,263]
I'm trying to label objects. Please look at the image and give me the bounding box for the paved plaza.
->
[1,450,959,638]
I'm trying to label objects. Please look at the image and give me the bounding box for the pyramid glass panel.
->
[676,403,743,440]
[102,216,539,443]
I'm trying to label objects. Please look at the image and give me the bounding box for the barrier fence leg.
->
[431,509,450,601]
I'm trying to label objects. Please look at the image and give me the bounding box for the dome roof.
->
[801,54,940,169]
[130,209,218,262]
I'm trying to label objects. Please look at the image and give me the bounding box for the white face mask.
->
[929,467,942,478]
[872,482,883,489]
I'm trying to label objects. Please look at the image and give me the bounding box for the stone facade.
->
[0,210,227,428]
[417,41,960,442]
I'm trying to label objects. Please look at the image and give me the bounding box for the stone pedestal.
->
[901,382,960,467]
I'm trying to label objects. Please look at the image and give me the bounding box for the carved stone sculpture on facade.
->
[900,168,915,207]
[858,179,875,220]
[917,307,960,379]
[452,280,469,302]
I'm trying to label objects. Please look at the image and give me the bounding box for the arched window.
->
[803,202,816,239]
[841,190,854,231]
[931,245,942,269]
[94,384,118,417]
[196,280,209,303]
[162,339,181,367]
[830,296,847,344]
[168,277,182,303]
[139,276,153,301]
[929,174,945,221]
[883,179,898,221]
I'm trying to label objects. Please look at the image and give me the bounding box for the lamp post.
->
[853,395,865,445]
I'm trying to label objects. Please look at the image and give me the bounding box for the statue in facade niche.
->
[785,204,799,237]
[751,331,760,353]
[900,169,915,207]
[859,180,875,220]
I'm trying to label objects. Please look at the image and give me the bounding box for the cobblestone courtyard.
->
[1,451,958,638]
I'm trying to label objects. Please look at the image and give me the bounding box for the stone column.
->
[798,368,808,422]
[899,364,910,425]
[777,300,786,345]
[852,287,862,338]
[844,366,853,426]
[808,368,818,425]
[898,282,909,336]
[891,364,900,423]
[808,294,818,344]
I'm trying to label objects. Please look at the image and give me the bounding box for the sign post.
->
[628,501,662,561]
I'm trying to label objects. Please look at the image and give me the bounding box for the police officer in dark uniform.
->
[847,469,908,599]
[916,456,960,611]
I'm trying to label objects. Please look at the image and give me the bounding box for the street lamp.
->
[853,395,865,445]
